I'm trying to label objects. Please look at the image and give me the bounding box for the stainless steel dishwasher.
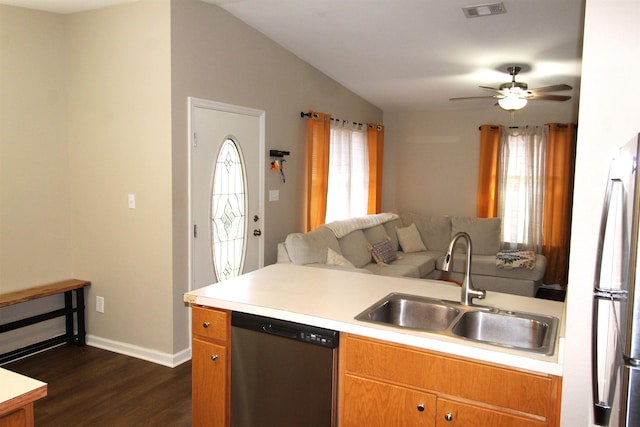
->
[230,311,339,427]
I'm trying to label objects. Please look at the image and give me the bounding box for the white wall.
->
[383,103,577,216]
[561,0,640,425]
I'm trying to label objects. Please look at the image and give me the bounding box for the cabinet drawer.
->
[342,334,558,420]
[192,338,228,427]
[341,374,436,426]
[436,398,547,427]
[192,306,229,342]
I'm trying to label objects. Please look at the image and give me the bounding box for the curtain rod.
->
[301,111,382,131]
[477,123,576,131]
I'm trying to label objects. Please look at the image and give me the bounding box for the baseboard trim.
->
[86,335,191,368]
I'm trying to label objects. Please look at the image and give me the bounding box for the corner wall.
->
[65,1,175,361]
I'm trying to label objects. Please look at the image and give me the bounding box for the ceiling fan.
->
[450,66,572,111]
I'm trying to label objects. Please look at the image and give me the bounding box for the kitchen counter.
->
[0,368,47,425]
[184,263,565,376]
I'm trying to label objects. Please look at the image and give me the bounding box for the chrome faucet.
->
[442,232,486,306]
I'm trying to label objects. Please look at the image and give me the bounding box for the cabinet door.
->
[341,375,436,426]
[436,398,547,427]
[192,338,228,427]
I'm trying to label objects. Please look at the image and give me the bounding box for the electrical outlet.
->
[96,296,105,313]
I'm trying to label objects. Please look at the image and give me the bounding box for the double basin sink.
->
[355,293,559,355]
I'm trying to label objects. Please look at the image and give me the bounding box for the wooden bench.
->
[0,279,91,364]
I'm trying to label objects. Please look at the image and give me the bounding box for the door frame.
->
[187,97,265,292]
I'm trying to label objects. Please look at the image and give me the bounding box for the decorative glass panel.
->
[211,138,247,281]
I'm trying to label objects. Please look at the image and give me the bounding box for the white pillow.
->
[396,223,427,253]
[326,248,355,268]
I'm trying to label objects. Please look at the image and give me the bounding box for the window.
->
[325,121,369,223]
[304,111,384,231]
[211,138,246,281]
[497,127,546,252]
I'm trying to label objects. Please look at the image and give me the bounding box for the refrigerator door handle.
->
[592,177,627,426]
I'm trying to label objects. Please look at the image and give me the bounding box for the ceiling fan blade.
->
[529,94,572,101]
[529,84,572,93]
[449,96,497,101]
[479,86,503,94]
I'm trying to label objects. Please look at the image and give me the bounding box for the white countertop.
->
[185,263,565,376]
[0,368,47,414]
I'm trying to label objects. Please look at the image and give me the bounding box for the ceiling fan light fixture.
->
[498,94,527,111]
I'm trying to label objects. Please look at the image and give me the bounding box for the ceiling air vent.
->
[462,2,507,18]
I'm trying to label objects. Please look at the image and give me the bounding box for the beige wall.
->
[383,103,578,216]
[0,6,72,353]
[0,6,71,290]
[169,0,382,351]
[1,0,381,361]
[65,1,174,356]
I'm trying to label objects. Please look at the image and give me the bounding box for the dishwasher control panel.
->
[232,311,339,349]
[300,331,336,348]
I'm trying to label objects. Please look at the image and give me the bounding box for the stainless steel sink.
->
[355,293,559,355]
[451,310,558,354]
[354,294,459,331]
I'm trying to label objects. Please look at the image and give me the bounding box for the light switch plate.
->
[269,190,279,202]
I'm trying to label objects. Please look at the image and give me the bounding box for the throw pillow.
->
[368,239,397,265]
[396,223,427,253]
[326,248,355,268]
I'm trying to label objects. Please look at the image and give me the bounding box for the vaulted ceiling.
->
[2,0,585,111]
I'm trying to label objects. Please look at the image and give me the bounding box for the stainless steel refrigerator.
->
[592,134,640,426]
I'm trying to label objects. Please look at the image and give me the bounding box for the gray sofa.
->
[277,212,547,297]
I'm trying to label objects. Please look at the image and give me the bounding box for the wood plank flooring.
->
[3,344,192,426]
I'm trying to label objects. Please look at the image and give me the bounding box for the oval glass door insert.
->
[211,138,247,281]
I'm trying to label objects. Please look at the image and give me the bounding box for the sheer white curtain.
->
[325,120,369,223]
[497,126,547,252]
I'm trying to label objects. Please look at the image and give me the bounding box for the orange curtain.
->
[367,123,385,214]
[305,111,331,231]
[542,123,577,286]
[476,125,502,218]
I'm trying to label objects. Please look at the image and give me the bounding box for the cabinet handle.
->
[202,321,210,328]
[210,354,219,361]
[444,412,453,422]
[417,403,425,412]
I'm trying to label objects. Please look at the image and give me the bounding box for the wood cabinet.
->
[338,334,561,427]
[191,306,230,427]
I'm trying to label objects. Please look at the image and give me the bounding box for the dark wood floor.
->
[3,344,192,426]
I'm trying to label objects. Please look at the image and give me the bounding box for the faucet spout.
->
[442,232,486,306]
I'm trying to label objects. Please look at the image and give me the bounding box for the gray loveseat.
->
[277,212,547,297]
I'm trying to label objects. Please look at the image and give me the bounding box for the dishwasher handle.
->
[263,323,298,339]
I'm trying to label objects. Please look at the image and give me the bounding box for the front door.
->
[190,98,264,289]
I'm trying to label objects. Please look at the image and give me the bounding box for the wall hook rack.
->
[269,150,289,183]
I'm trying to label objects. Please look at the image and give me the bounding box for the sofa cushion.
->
[392,251,440,277]
[365,263,421,278]
[327,247,355,268]
[397,223,427,253]
[363,224,390,246]
[399,213,452,252]
[339,230,374,268]
[451,217,501,255]
[439,253,546,281]
[383,218,403,251]
[284,226,340,265]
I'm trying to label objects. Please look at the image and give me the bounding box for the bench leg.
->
[64,290,74,343]
[76,287,86,346]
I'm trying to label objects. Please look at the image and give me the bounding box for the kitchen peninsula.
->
[185,263,565,426]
